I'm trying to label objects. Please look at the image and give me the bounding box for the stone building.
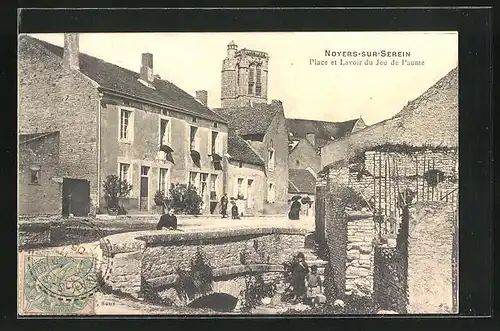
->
[288,168,317,218]
[221,41,269,108]
[214,101,289,214]
[18,34,229,215]
[287,117,366,174]
[316,67,458,312]
[214,41,289,214]
[19,132,62,215]
[225,132,266,216]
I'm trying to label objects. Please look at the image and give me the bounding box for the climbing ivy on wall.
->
[175,247,214,301]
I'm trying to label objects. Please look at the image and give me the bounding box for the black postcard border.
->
[4,6,495,330]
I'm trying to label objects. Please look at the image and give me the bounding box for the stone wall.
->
[407,201,457,313]
[373,245,407,313]
[18,36,100,214]
[346,215,376,297]
[373,206,409,313]
[323,165,349,299]
[18,132,62,215]
[100,228,307,304]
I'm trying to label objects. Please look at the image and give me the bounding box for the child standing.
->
[306,265,324,307]
[231,201,240,219]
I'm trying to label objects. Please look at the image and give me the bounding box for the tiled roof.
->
[213,101,284,137]
[21,35,226,123]
[288,169,316,194]
[286,118,359,147]
[19,131,59,144]
[227,132,265,166]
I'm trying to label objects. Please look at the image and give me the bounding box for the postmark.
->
[20,219,113,315]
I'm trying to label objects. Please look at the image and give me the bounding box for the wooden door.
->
[62,178,90,216]
[140,166,150,211]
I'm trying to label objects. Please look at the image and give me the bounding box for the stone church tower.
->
[221,41,269,108]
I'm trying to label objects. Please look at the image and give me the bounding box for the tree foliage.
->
[102,175,133,212]
[168,183,203,215]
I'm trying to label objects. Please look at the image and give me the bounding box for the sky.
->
[28,32,458,125]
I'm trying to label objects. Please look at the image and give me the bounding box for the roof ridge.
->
[22,35,226,123]
[286,117,358,125]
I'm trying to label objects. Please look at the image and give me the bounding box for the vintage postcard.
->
[18,31,458,315]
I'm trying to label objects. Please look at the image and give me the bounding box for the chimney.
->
[306,133,316,147]
[140,53,154,83]
[196,90,208,107]
[63,33,79,70]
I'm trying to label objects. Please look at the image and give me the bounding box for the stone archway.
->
[187,292,238,312]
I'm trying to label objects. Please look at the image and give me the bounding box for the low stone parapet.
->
[100,227,308,303]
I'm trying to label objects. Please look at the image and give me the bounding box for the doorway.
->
[140,166,150,211]
[247,179,254,209]
[62,178,90,216]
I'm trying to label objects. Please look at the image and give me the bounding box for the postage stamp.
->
[18,219,113,315]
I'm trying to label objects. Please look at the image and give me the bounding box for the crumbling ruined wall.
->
[406,201,457,313]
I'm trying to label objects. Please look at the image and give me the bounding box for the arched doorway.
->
[187,292,238,312]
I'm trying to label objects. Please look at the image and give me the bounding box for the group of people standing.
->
[289,252,325,307]
[220,193,241,219]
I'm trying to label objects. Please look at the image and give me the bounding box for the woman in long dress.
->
[288,200,301,220]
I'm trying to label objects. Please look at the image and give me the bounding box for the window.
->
[247,179,254,208]
[268,149,275,171]
[268,183,275,203]
[210,131,222,155]
[210,174,218,200]
[296,160,300,166]
[213,122,218,128]
[200,173,208,198]
[209,131,219,155]
[119,163,130,183]
[238,161,243,168]
[160,119,171,146]
[162,109,170,116]
[30,168,40,184]
[159,168,169,194]
[190,126,199,150]
[192,116,197,123]
[237,178,244,193]
[248,65,255,95]
[189,172,199,189]
[256,65,262,96]
[120,109,133,141]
